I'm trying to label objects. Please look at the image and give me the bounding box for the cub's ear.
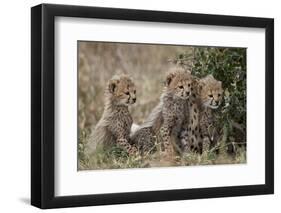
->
[206,74,214,79]
[191,77,199,92]
[197,79,206,94]
[108,79,119,93]
[165,72,175,86]
[192,76,200,86]
[217,80,223,92]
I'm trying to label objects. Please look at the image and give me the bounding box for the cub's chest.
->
[168,101,186,130]
[172,101,185,118]
[113,108,133,128]
[200,109,213,124]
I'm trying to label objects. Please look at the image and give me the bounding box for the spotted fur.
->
[131,67,193,155]
[85,74,138,156]
[180,74,223,153]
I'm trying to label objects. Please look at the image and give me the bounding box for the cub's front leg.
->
[116,137,138,154]
[160,116,174,154]
[110,122,137,155]
[180,127,191,153]
[200,124,211,153]
[202,136,211,153]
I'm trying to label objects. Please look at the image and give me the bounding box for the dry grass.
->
[78,41,246,171]
[79,139,246,170]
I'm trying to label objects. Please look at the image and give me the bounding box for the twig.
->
[209,141,246,153]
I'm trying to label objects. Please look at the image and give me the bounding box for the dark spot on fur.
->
[195,126,198,131]
[200,134,203,139]
[191,119,193,124]
[194,108,197,113]
[192,130,194,135]
[191,138,194,143]
[192,94,196,98]
[193,115,197,120]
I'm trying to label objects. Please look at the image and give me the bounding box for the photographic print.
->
[78,41,247,170]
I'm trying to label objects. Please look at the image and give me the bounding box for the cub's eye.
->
[209,94,213,98]
[178,85,184,89]
[125,92,130,95]
[218,93,221,97]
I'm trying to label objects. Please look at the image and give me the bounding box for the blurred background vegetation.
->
[78,42,246,170]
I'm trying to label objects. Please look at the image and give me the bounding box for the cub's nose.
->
[186,91,190,96]
[132,98,136,103]
[215,100,219,105]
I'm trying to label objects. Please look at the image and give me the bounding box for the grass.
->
[78,130,246,170]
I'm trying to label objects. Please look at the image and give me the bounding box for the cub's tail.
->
[130,103,163,155]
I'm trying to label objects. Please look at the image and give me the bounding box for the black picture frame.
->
[31,3,274,209]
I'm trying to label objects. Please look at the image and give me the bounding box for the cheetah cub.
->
[131,67,193,155]
[85,74,138,156]
[180,74,223,153]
